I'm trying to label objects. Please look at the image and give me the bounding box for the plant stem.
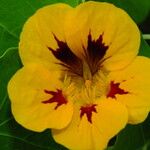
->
[143,34,150,40]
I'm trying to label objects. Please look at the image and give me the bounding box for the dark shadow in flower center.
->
[48,35,83,76]
[84,32,109,75]
[80,104,97,123]
[48,32,109,77]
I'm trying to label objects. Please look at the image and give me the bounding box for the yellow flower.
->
[8,1,150,150]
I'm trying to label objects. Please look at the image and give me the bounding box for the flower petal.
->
[64,1,140,71]
[52,100,128,150]
[19,4,72,70]
[107,56,150,124]
[128,108,149,124]
[8,64,73,131]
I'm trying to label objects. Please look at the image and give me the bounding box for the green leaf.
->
[137,140,150,150]
[0,25,18,56]
[111,124,146,150]
[111,114,150,150]
[0,0,79,38]
[140,114,150,143]
[86,0,150,23]
[139,37,150,57]
[0,48,21,102]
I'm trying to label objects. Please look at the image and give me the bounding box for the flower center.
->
[42,89,67,109]
[46,32,110,104]
[80,104,97,123]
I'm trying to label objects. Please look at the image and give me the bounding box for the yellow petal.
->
[107,56,150,124]
[19,4,72,70]
[64,1,140,70]
[52,99,128,150]
[8,64,73,131]
[128,107,149,124]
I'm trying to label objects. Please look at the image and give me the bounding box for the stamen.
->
[107,81,129,99]
[85,80,92,88]
[42,89,67,110]
[80,104,97,123]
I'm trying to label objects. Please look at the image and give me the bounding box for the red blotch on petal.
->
[42,89,67,110]
[80,104,97,123]
[107,81,128,99]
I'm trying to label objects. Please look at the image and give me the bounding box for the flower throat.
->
[48,32,109,80]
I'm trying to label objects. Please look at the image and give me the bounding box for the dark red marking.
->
[84,32,109,75]
[80,104,97,123]
[42,89,67,110]
[107,81,129,99]
[48,35,83,76]
[48,32,108,76]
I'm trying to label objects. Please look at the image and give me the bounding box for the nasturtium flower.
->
[8,1,150,150]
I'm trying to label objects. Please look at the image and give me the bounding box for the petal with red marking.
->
[107,56,150,124]
[8,64,73,131]
[52,99,127,150]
